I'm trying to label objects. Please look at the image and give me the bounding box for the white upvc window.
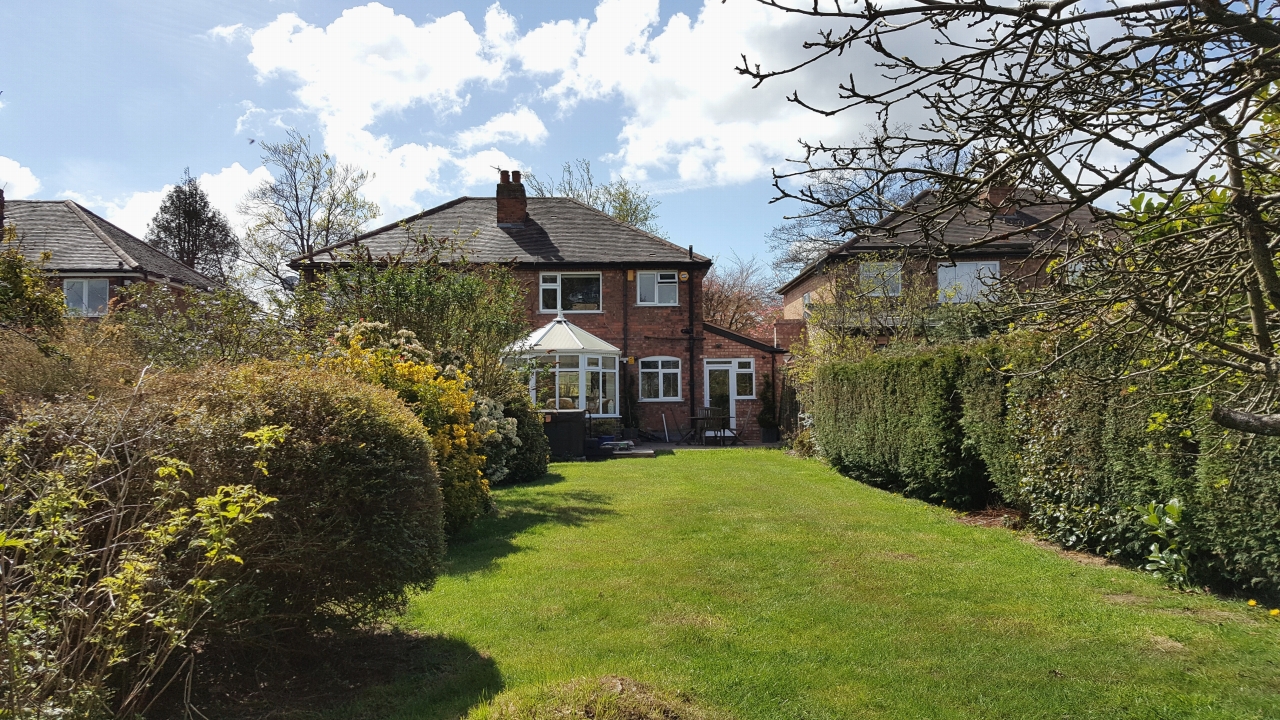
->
[637,271,679,305]
[639,356,682,401]
[860,261,903,297]
[530,353,619,415]
[802,292,813,320]
[63,278,110,317]
[937,261,1000,303]
[540,272,602,313]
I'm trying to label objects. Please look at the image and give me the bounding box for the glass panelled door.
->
[704,359,756,428]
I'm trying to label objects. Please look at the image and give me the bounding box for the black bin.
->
[543,410,585,459]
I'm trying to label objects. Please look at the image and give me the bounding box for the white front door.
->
[704,359,756,428]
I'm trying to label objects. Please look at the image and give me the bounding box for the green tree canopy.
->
[145,168,239,283]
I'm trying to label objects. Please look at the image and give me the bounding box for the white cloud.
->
[63,163,273,238]
[207,23,248,42]
[232,0,889,212]
[455,107,548,149]
[0,156,41,199]
[540,0,878,189]
[246,2,522,216]
[453,148,521,190]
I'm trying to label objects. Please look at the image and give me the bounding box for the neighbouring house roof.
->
[3,199,219,288]
[775,189,1107,295]
[704,322,786,355]
[289,197,712,269]
[512,316,621,355]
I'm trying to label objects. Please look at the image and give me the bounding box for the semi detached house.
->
[292,171,786,444]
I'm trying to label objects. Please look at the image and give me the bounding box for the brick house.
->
[1,192,219,315]
[292,171,786,443]
[776,188,1101,329]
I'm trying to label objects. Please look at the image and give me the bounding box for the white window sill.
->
[539,309,604,314]
[635,303,681,307]
[638,398,684,403]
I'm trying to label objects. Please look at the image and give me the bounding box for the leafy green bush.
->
[185,361,447,626]
[500,387,550,484]
[1,385,274,718]
[809,337,1280,598]
[811,346,994,508]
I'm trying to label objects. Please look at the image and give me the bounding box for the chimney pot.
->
[500,169,511,184]
[982,185,1017,216]
[496,169,528,226]
[512,170,522,184]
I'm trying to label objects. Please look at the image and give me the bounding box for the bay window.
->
[637,271,678,305]
[541,272,602,312]
[639,357,682,401]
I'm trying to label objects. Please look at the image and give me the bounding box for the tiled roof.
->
[291,197,711,267]
[3,200,219,288]
[776,189,1109,294]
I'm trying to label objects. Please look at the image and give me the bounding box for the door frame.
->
[703,358,756,429]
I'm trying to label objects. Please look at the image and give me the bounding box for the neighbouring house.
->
[776,187,1102,333]
[1,191,219,316]
[291,170,787,443]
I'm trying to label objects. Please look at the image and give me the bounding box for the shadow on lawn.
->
[447,472,616,576]
[159,630,502,720]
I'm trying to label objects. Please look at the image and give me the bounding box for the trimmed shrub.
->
[811,346,994,508]
[2,359,447,716]
[183,361,446,627]
[808,337,1280,598]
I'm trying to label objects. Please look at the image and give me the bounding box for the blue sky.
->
[0,0,875,265]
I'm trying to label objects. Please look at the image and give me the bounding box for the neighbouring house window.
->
[639,357,682,401]
[937,261,1000,303]
[530,353,619,414]
[637,271,678,305]
[63,278,110,316]
[860,261,902,297]
[540,272,602,312]
[802,292,813,320]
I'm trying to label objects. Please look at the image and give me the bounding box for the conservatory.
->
[511,316,621,416]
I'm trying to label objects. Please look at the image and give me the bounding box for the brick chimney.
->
[0,188,6,230]
[497,169,527,226]
[981,185,1018,216]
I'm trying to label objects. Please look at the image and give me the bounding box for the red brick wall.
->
[701,333,783,444]
[513,266,708,438]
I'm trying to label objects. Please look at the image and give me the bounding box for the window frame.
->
[705,358,756,400]
[529,352,620,416]
[859,260,903,297]
[62,277,111,317]
[636,270,680,306]
[638,355,683,402]
[937,260,1001,303]
[539,272,604,314]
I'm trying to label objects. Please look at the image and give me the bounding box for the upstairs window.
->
[639,357,682,401]
[938,261,1000,303]
[637,271,678,305]
[859,261,902,297]
[63,278,110,317]
[541,272,602,312]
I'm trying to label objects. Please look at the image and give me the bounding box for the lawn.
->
[347,449,1280,719]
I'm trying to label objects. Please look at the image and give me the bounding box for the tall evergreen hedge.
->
[809,340,1280,598]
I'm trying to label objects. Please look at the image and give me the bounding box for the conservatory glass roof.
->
[512,316,620,355]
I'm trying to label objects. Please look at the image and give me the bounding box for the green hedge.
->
[810,340,1280,598]
[812,347,996,508]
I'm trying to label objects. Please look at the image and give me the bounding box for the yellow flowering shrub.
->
[321,323,493,533]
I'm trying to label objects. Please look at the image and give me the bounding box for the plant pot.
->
[760,427,780,443]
